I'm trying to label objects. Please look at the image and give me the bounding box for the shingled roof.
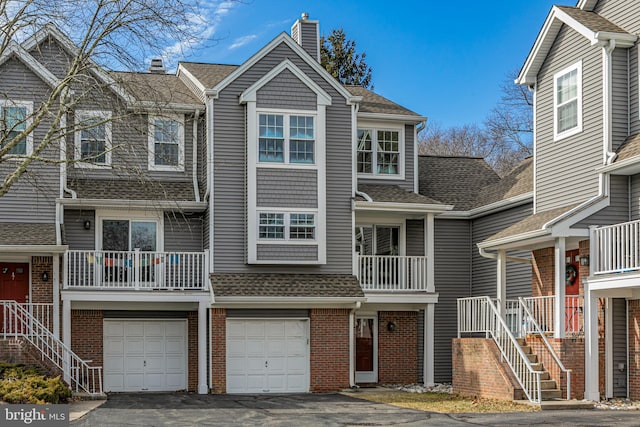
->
[178,62,238,89]
[473,157,533,208]
[556,6,629,34]
[69,179,197,201]
[418,156,501,211]
[345,86,422,117]
[615,134,640,162]
[211,273,364,298]
[356,184,444,205]
[0,223,57,246]
[113,71,203,105]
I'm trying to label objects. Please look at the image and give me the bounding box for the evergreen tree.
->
[320,29,373,89]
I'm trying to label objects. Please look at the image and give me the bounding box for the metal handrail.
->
[519,297,572,399]
[1,300,103,395]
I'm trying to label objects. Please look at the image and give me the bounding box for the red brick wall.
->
[378,311,418,384]
[310,308,350,392]
[532,247,555,297]
[210,308,226,394]
[528,336,584,399]
[0,339,44,367]
[71,310,103,368]
[187,311,198,393]
[452,338,525,400]
[578,240,589,296]
[31,256,53,304]
[629,300,640,399]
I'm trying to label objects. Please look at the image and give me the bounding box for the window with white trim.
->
[258,212,316,241]
[74,110,112,167]
[554,62,582,140]
[148,115,184,171]
[0,100,33,156]
[258,113,314,164]
[357,128,401,175]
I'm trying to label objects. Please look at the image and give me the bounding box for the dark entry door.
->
[0,263,29,302]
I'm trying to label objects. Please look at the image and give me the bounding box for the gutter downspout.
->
[415,120,426,193]
[204,89,217,273]
[355,190,372,202]
[349,301,361,388]
[602,40,616,196]
[192,109,201,202]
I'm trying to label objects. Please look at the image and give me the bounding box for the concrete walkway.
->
[70,393,640,426]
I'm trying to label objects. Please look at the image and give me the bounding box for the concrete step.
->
[530,362,544,372]
[526,353,538,363]
[540,379,557,390]
[514,399,595,411]
[516,338,527,346]
[520,345,532,354]
[541,389,563,400]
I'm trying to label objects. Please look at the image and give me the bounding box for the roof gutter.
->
[439,192,533,219]
[353,201,453,214]
[57,198,207,211]
[478,246,532,264]
[0,245,68,254]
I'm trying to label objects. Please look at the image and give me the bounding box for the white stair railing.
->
[1,300,102,396]
[457,296,543,403]
[519,297,572,399]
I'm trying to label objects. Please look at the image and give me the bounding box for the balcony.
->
[592,219,640,275]
[64,250,208,291]
[357,255,428,292]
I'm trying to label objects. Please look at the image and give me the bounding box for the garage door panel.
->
[125,337,144,355]
[286,340,306,356]
[125,322,144,336]
[286,374,307,391]
[246,340,265,355]
[246,322,265,336]
[165,337,184,354]
[286,321,305,336]
[266,321,285,338]
[125,373,144,390]
[227,321,245,336]
[166,356,185,372]
[227,339,246,356]
[104,321,124,336]
[104,337,124,355]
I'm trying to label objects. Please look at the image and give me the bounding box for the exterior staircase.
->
[516,338,562,400]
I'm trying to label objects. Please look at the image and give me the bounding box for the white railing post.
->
[134,249,141,290]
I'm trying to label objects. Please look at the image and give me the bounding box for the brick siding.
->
[310,308,350,392]
[629,300,640,399]
[210,308,226,394]
[31,256,53,304]
[187,311,198,392]
[378,311,418,384]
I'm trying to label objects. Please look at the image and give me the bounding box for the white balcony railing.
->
[592,219,640,275]
[65,250,208,290]
[520,295,584,337]
[357,255,427,291]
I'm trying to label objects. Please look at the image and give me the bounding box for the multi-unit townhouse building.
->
[455,0,640,404]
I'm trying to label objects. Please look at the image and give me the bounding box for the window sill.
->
[73,162,112,169]
[357,173,405,181]
[257,240,318,245]
[553,125,583,142]
[148,164,185,172]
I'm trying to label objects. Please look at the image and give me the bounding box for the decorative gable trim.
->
[214,33,356,104]
[239,59,331,106]
[22,24,135,104]
[516,6,637,85]
[577,0,598,11]
[176,64,206,100]
[0,41,60,88]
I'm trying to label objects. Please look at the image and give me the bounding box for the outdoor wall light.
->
[41,271,49,282]
[83,220,91,230]
[387,321,397,332]
[579,255,590,266]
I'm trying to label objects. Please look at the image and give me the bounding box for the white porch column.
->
[425,214,435,293]
[52,254,60,339]
[62,298,71,384]
[496,249,507,317]
[554,237,566,338]
[584,284,600,401]
[198,300,208,394]
[424,304,435,386]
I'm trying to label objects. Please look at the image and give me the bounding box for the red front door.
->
[0,263,29,302]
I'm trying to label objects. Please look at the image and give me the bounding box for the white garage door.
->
[227,319,309,393]
[103,320,187,392]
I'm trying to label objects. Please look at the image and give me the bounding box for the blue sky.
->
[183,0,564,128]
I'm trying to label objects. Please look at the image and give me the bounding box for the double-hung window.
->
[258,212,316,241]
[258,113,314,164]
[554,62,582,140]
[0,100,32,156]
[149,115,184,171]
[75,111,112,167]
[357,128,401,176]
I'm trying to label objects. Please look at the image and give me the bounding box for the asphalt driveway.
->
[71,392,640,427]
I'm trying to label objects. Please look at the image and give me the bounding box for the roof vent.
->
[148,58,166,74]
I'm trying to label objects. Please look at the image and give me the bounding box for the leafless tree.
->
[0,0,219,197]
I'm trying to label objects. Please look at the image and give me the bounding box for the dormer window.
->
[149,114,184,171]
[554,61,582,141]
[357,127,403,176]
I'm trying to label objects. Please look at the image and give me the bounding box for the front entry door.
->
[355,316,377,384]
[0,263,29,302]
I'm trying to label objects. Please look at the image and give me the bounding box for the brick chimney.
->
[291,12,320,62]
[148,58,167,74]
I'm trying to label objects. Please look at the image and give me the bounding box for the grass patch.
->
[0,362,71,404]
[353,391,538,413]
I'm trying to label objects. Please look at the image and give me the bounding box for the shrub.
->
[0,364,71,404]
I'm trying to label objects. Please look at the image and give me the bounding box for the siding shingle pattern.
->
[211,273,364,298]
[0,223,57,245]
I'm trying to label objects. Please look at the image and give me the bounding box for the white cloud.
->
[228,34,258,50]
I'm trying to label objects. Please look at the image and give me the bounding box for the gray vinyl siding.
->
[212,41,352,273]
[612,298,627,397]
[406,219,424,256]
[256,169,317,208]
[63,210,95,250]
[256,244,318,261]
[630,46,640,135]
[611,47,629,152]
[28,37,71,79]
[256,69,316,110]
[575,175,630,227]
[594,0,640,34]
[67,111,197,185]
[631,174,640,220]
[535,25,602,212]
[357,123,416,192]
[471,204,533,298]
[433,219,471,383]
[203,209,210,251]
[299,22,319,60]
[0,57,60,223]
[163,213,203,252]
